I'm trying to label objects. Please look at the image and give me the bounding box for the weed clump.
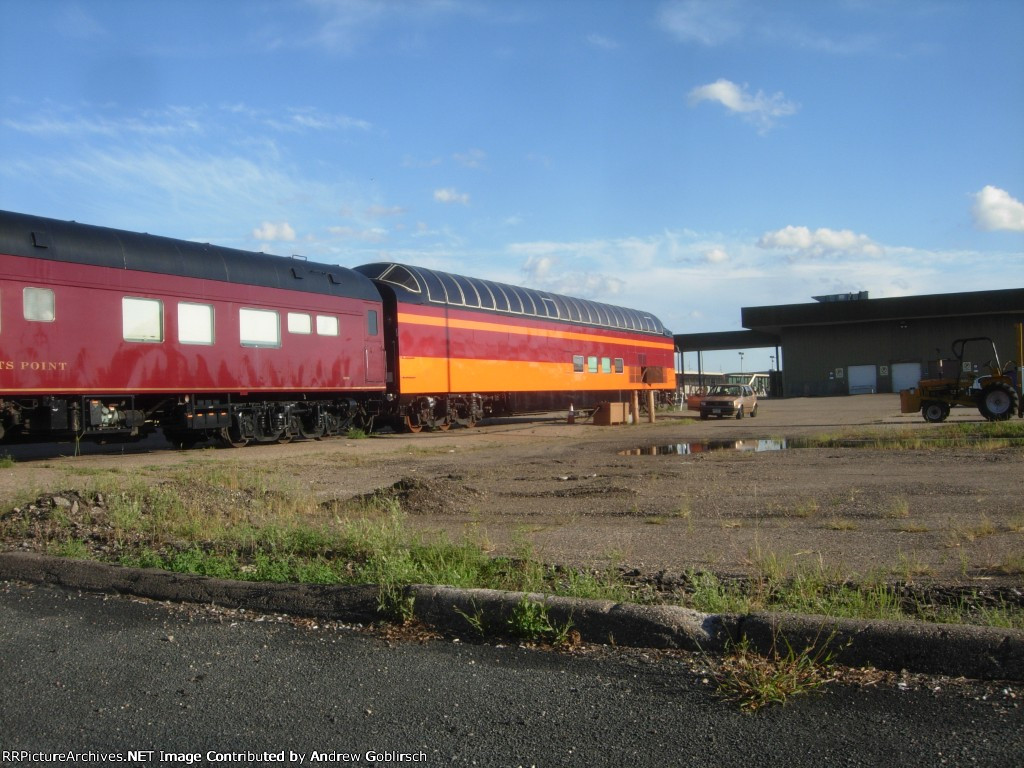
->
[712,634,838,712]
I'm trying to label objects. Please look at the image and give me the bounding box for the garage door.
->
[892,362,921,392]
[848,365,877,395]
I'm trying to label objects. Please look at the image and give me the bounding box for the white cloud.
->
[433,187,470,205]
[971,186,1024,232]
[687,79,798,132]
[705,247,729,264]
[252,221,296,241]
[2,103,370,140]
[326,225,387,243]
[658,0,741,46]
[280,107,372,132]
[365,205,406,218]
[757,226,882,259]
[658,0,881,55]
[587,33,620,50]
[453,149,487,169]
[523,254,553,280]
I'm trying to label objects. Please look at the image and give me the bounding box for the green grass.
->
[712,634,838,712]
[2,462,1021,631]
[791,421,1024,451]
[507,596,575,644]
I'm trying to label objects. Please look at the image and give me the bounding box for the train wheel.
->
[277,416,300,443]
[404,416,423,433]
[322,413,340,438]
[218,426,249,448]
[300,423,325,440]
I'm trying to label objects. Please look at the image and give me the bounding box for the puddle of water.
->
[619,439,787,456]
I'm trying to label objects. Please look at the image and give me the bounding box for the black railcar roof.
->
[355,262,670,336]
[0,209,381,303]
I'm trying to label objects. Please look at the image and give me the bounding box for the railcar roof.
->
[355,261,670,336]
[0,209,381,303]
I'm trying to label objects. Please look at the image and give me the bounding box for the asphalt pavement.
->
[1,581,1022,768]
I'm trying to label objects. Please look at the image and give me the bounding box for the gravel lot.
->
[2,393,1022,592]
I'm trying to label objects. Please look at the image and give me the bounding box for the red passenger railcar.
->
[1,211,678,446]
[0,210,385,446]
[355,262,676,430]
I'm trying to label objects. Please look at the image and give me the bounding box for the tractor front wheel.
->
[977,381,1019,421]
[921,401,950,423]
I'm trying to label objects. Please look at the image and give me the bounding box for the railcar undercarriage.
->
[387,393,491,433]
[0,394,376,448]
[0,396,151,444]
[163,396,375,448]
[0,389,640,447]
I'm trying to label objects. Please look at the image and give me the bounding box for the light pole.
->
[770,355,775,371]
[739,351,744,373]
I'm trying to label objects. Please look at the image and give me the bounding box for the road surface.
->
[1,581,1020,767]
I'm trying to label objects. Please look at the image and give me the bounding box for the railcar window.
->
[573,355,585,373]
[239,308,280,348]
[178,302,214,345]
[123,297,163,342]
[552,295,571,320]
[540,297,559,318]
[380,265,421,292]
[518,287,538,316]
[602,357,612,374]
[642,315,656,333]
[505,285,525,314]
[421,270,446,304]
[453,275,481,307]
[316,315,339,336]
[23,287,55,322]
[609,306,626,329]
[438,273,464,305]
[615,358,624,374]
[588,356,598,373]
[490,282,510,313]
[576,300,593,325]
[563,297,583,323]
[287,312,312,334]
[367,310,379,336]
[474,279,497,310]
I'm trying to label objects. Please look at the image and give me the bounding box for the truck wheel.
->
[921,401,950,423]
[977,381,1019,421]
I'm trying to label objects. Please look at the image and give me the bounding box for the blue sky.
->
[2,0,1022,373]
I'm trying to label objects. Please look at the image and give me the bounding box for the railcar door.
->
[364,307,386,384]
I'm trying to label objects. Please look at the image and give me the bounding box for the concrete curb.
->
[2,551,1022,681]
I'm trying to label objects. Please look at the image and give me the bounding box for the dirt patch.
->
[351,475,488,517]
[1,395,1022,592]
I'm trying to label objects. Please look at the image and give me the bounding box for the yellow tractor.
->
[901,330,1023,423]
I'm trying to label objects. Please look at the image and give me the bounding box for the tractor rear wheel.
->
[921,401,950,423]
[977,381,1019,421]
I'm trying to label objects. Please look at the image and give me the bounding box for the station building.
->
[675,288,1024,398]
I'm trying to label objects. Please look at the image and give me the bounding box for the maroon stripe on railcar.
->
[1,254,385,396]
